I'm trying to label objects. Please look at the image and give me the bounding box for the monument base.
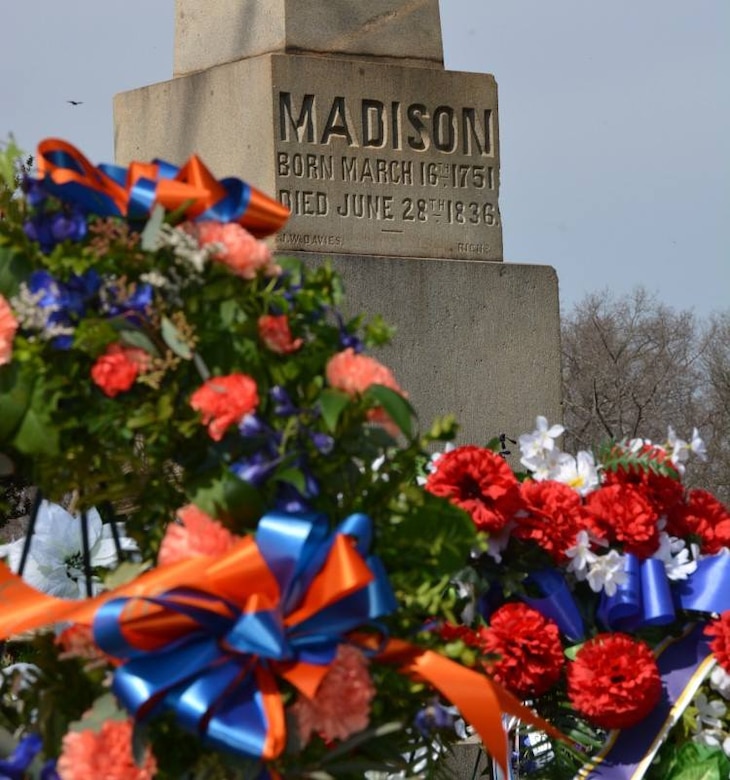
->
[288,251,562,447]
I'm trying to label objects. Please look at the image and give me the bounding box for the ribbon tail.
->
[378,639,566,776]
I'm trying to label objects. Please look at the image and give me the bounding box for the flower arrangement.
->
[3,136,728,780]
[0,138,557,779]
[427,418,730,778]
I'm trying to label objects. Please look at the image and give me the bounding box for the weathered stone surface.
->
[115,2,563,450]
[174,0,443,76]
[294,253,562,448]
[115,53,502,261]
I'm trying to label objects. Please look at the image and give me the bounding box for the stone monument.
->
[114,0,562,446]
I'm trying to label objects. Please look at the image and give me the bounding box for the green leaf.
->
[0,451,14,476]
[102,560,150,589]
[0,362,32,440]
[319,389,351,433]
[188,469,264,526]
[117,325,161,358]
[11,374,59,455]
[0,136,24,188]
[140,204,165,251]
[161,316,193,359]
[365,383,416,439]
[0,246,33,297]
[275,467,307,495]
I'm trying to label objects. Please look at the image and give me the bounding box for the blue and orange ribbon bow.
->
[0,510,563,774]
[35,138,290,237]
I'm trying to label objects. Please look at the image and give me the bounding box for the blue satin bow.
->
[93,511,395,759]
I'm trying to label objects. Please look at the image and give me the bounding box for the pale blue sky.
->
[2,1,727,316]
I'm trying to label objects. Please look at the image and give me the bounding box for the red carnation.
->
[705,612,730,674]
[190,373,259,441]
[514,480,594,563]
[666,489,730,554]
[585,484,660,558]
[257,314,303,355]
[425,446,523,534]
[91,343,150,397]
[567,632,662,730]
[479,603,564,698]
[603,444,683,517]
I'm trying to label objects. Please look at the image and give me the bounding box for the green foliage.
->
[597,438,680,479]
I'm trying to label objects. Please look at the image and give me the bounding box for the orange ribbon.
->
[35,138,290,237]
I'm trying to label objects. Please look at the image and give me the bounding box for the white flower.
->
[695,693,727,729]
[552,450,601,496]
[585,549,628,597]
[653,532,698,581]
[1,662,40,691]
[711,666,730,700]
[483,522,515,564]
[521,447,567,481]
[518,416,564,472]
[565,530,598,580]
[689,428,708,460]
[416,442,455,486]
[666,426,708,474]
[0,500,137,599]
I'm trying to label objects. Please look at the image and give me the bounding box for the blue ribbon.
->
[675,551,730,614]
[522,569,585,641]
[598,554,676,630]
[93,511,395,759]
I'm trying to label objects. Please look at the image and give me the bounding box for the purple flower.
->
[270,385,298,416]
[310,431,334,455]
[231,451,279,487]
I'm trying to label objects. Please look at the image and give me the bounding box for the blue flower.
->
[27,269,100,349]
[103,281,153,319]
[0,733,43,779]
[21,176,47,207]
[24,208,86,253]
[414,701,455,736]
[270,385,298,417]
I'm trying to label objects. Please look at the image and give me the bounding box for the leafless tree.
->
[561,288,728,503]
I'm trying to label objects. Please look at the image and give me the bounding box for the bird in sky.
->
[66,100,83,106]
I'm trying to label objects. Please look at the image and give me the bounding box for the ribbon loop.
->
[92,511,391,760]
[35,138,289,237]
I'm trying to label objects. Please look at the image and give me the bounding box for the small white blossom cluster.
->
[518,416,600,496]
[152,223,218,274]
[691,665,730,757]
[520,417,704,597]
[10,283,73,343]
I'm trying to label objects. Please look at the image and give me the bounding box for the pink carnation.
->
[0,293,18,366]
[158,504,238,565]
[57,719,157,780]
[291,645,375,745]
[192,220,280,279]
[326,347,406,434]
[326,347,402,396]
[190,372,259,441]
